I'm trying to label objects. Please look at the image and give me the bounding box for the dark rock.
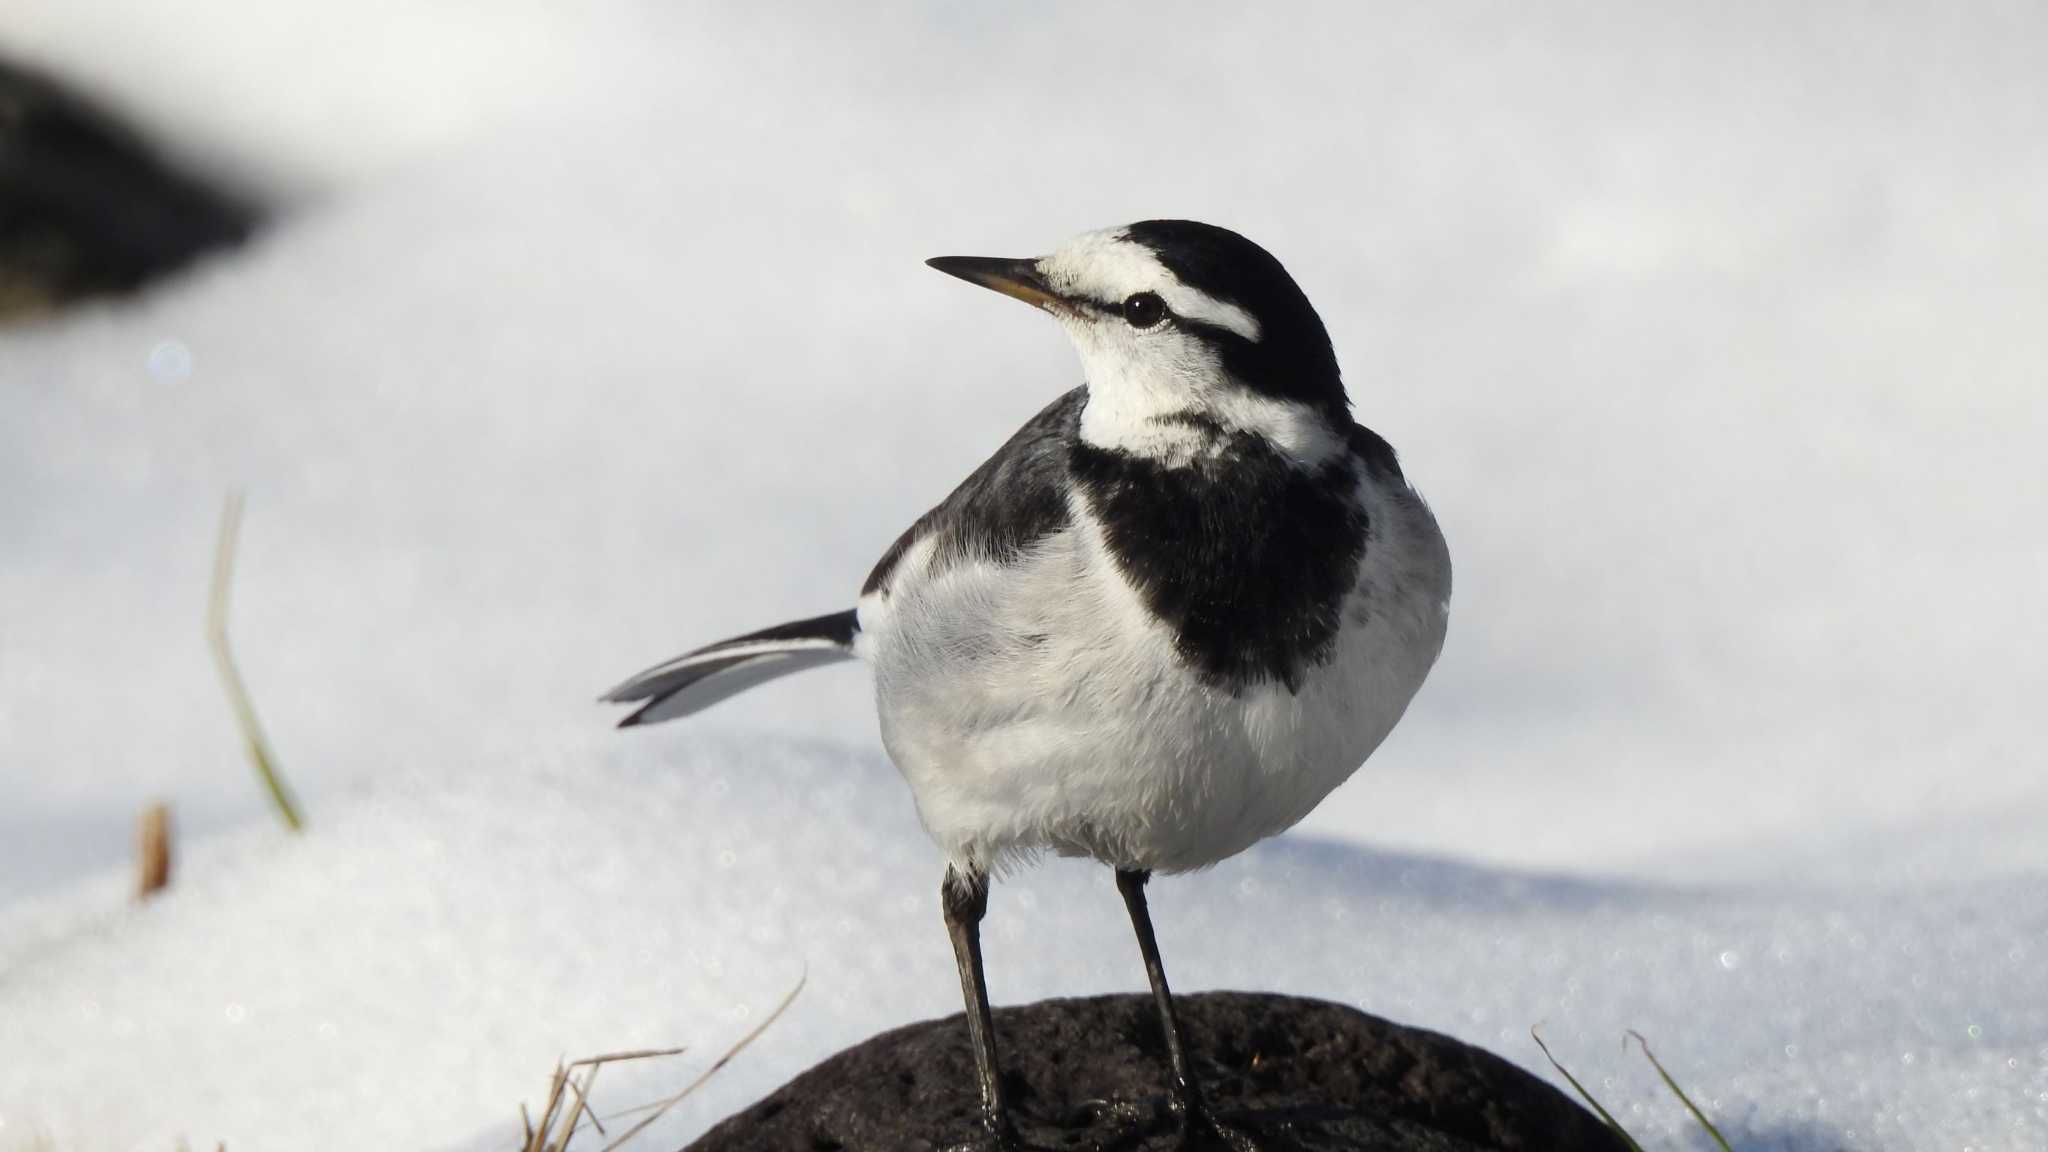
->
[688,992,1631,1152]
[0,57,258,321]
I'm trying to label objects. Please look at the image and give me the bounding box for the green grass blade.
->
[1628,1030,1732,1151]
[208,492,305,832]
[1530,1026,1646,1152]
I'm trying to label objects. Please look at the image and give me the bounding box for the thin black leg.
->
[1116,870,1264,1152]
[943,865,1013,1146]
[1115,868,1200,1118]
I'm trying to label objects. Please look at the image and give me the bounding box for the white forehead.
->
[1037,228,1262,343]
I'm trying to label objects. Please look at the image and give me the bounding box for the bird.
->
[603,220,1451,1149]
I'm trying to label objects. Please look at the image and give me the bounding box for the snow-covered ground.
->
[2,2,2045,1149]
[3,737,2044,1151]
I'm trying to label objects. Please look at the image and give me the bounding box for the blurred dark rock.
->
[688,992,1630,1152]
[0,57,258,321]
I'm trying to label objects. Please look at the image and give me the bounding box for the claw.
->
[1048,1093,1267,1152]
[1056,1094,1169,1150]
[1068,1095,1151,1126]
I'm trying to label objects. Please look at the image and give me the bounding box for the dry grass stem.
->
[596,973,805,1151]
[513,972,804,1152]
[517,1046,690,1152]
[137,801,172,898]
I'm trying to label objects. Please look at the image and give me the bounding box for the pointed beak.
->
[925,255,1064,312]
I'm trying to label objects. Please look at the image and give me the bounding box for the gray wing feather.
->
[860,386,1084,599]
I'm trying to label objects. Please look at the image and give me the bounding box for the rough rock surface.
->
[688,992,1630,1151]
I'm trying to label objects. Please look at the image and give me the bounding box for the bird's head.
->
[928,220,1347,465]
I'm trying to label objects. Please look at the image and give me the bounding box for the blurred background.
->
[5,0,2042,890]
[2,2,2045,1148]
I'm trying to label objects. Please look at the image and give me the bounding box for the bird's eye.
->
[1121,292,1166,329]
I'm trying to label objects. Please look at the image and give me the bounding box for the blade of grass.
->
[567,1046,688,1068]
[565,1044,692,1141]
[1530,1026,1646,1152]
[599,973,805,1150]
[515,1045,691,1150]
[559,1062,603,1146]
[1627,1030,1732,1152]
[207,492,304,831]
[526,1056,568,1152]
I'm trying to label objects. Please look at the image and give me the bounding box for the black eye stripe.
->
[1066,296,1163,321]
[1069,294,1262,346]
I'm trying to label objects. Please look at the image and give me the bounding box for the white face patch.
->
[1038,229,1262,342]
[1035,229,1342,469]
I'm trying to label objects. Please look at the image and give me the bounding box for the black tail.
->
[601,609,858,728]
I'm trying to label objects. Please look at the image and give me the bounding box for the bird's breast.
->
[1067,433,1371,693]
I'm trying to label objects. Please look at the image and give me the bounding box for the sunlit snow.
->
[2,3,2045,1149]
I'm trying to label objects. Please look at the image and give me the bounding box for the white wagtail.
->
[605,220,1450,1148]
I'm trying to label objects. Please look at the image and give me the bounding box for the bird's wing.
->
[602,609,858,728]
[606,387,1086,730]
[860,386,1086,601]
[1345,419,1404,481]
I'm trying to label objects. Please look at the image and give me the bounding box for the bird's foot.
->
[938,1111,1024,1152]
[1061,1095,1169,1150]
[1056,1093,1265,1152]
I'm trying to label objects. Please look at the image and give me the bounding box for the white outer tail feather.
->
[603,610,858,728]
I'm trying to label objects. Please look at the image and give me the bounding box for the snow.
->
[2,1,2046,1149]
[4,737,2044,1152]
[4,1,2046,872]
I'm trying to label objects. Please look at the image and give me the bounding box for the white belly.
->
[857,482,1450,875]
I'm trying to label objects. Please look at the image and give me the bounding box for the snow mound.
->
[2,734,2041,1151]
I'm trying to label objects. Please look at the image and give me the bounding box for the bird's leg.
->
[1116,869,1260,1152]
[1115,869,1200,1117]
[943,865,1016,1148]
